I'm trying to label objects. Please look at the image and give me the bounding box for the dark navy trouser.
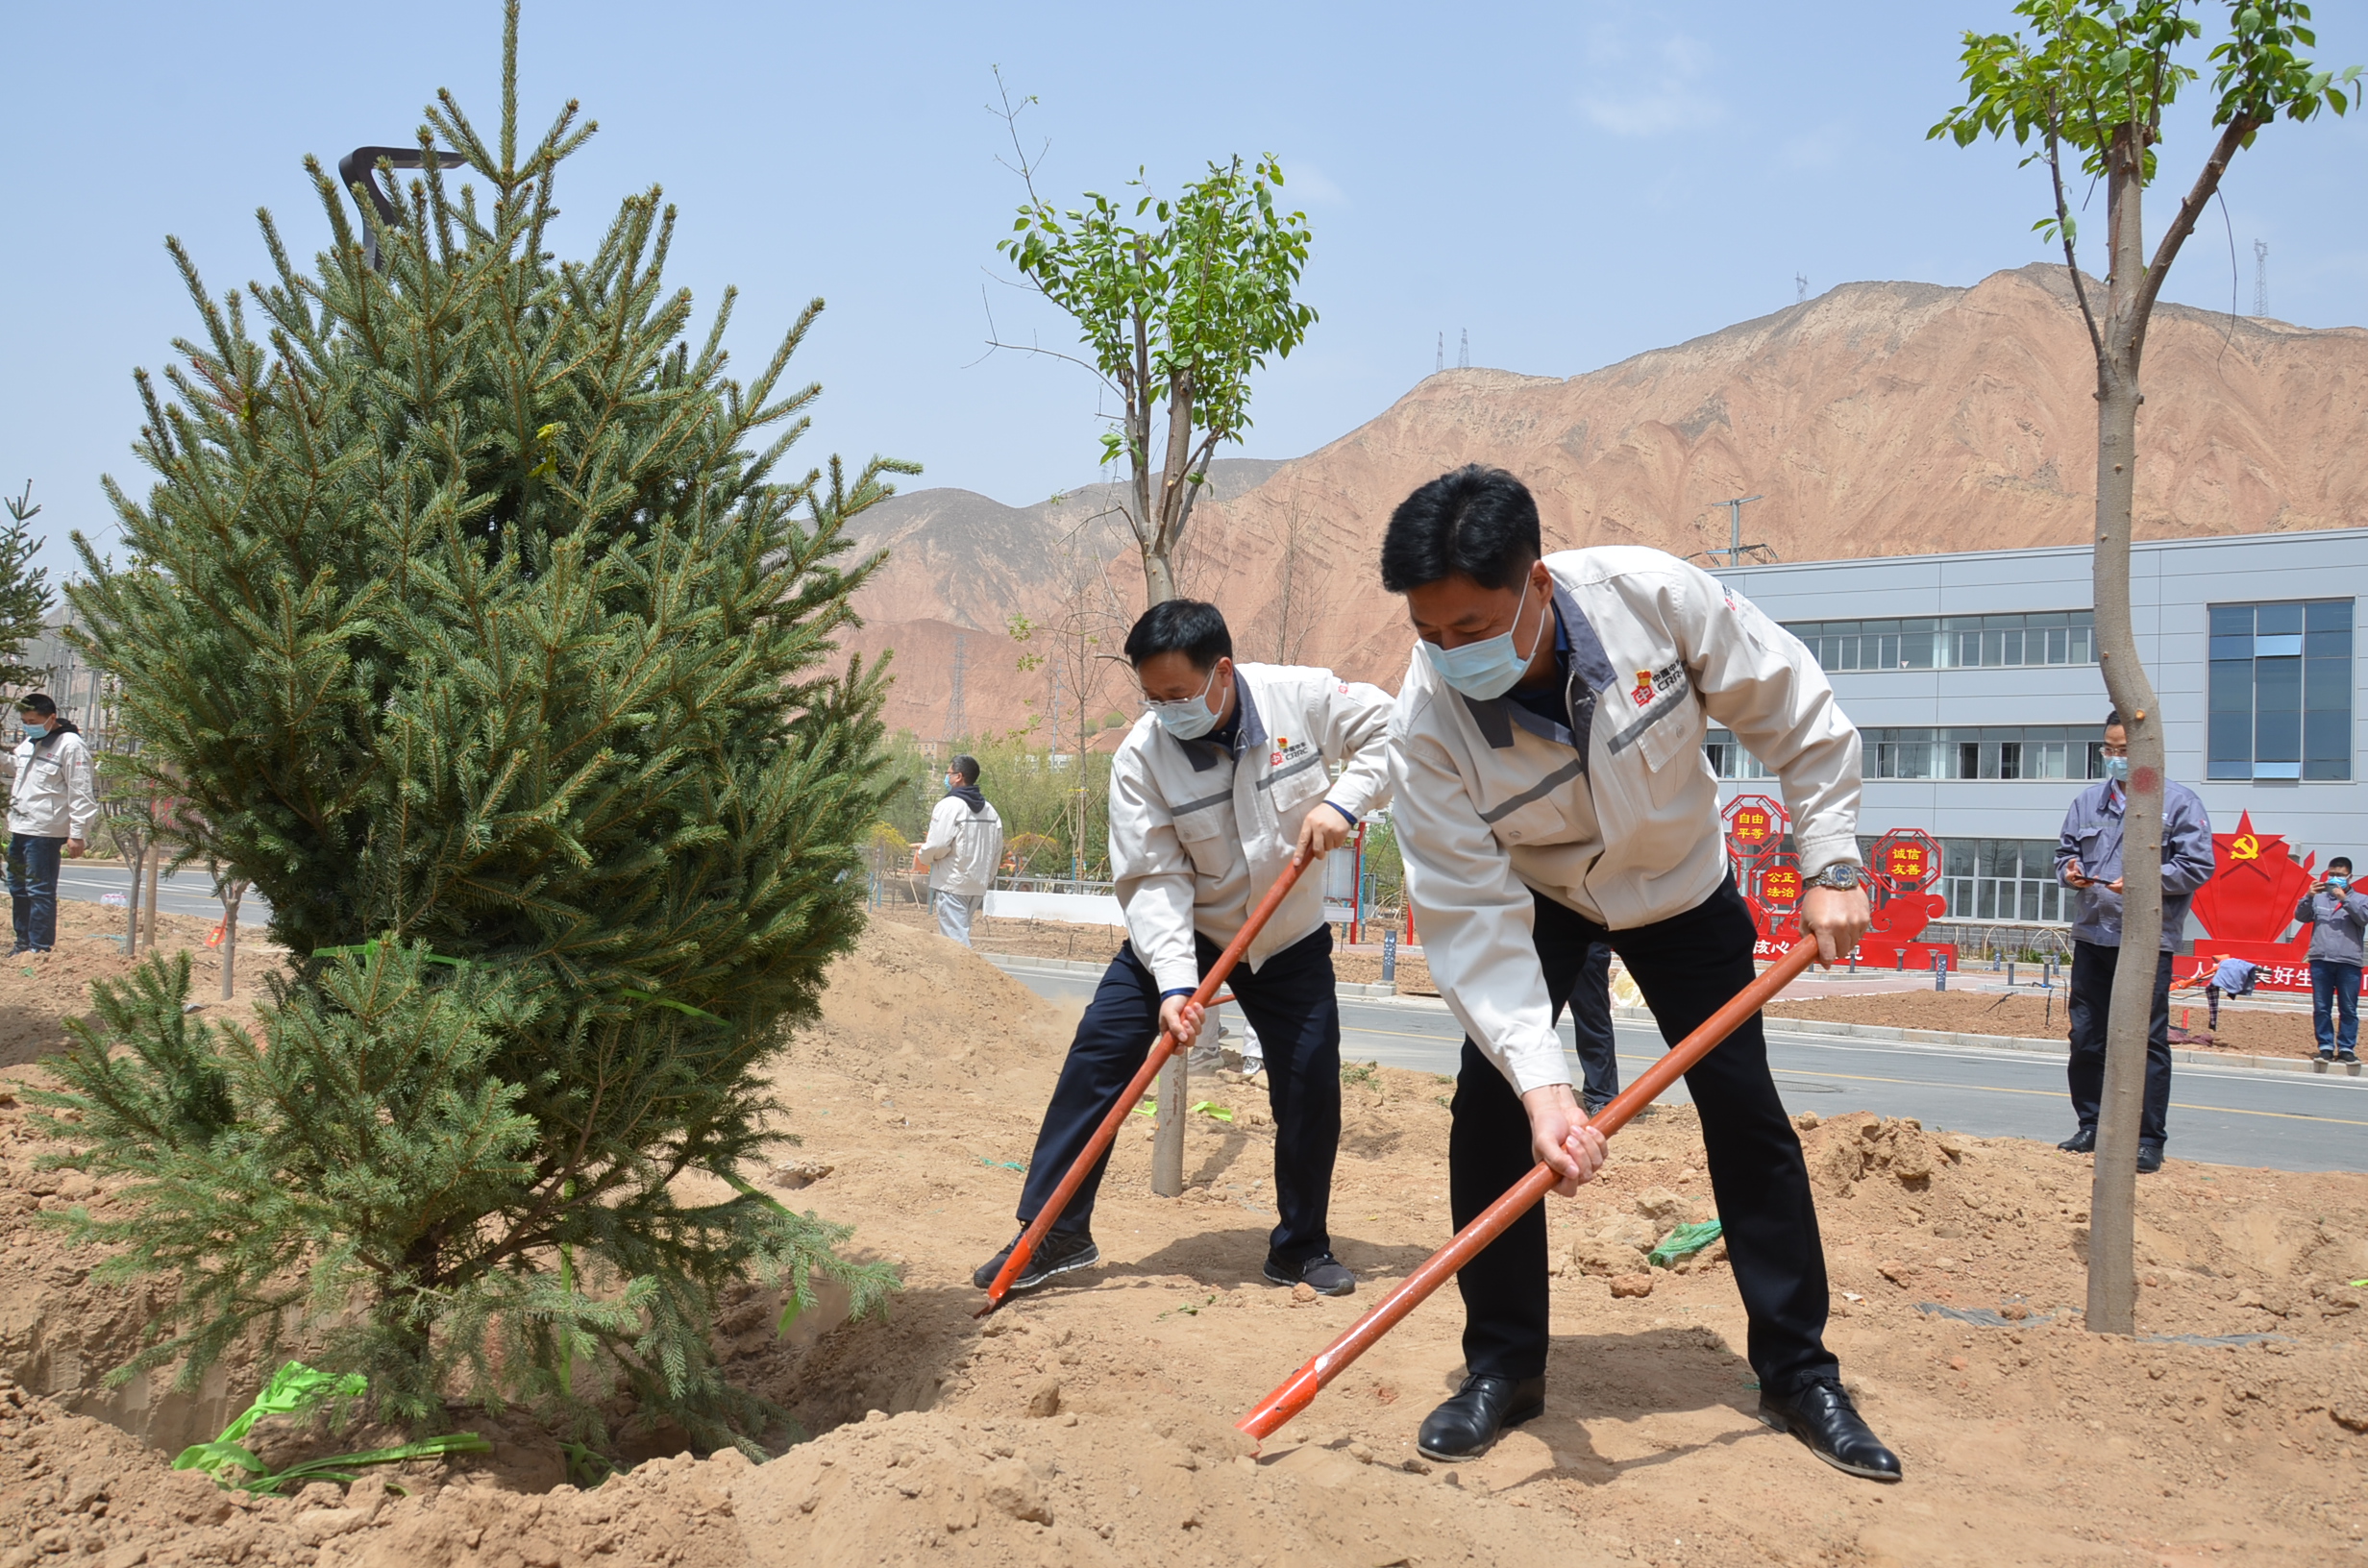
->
[2066,940,2174,1145]
[7,833,64,953]
[1451,877,1838,1396]
[1016,926,1342,1267]
[1567,940,1619,1114]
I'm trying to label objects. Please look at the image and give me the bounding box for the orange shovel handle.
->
[978,850,1318,1313]
[1235,935,1822,1441]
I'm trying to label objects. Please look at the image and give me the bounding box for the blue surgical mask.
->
[2332,874,2352,893]
[20,723,41,741]
[2102,754,2130,783]
[1419,584,1549,701]
[1147,664,1223,741]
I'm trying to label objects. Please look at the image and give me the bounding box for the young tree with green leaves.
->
[1932,0,2358,1335]
[36,5,911,1450]
[0,483,57,690]
[991,78,1316,607]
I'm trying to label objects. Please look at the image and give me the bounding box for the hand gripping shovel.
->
[977,849,1318,1315]
[1235,934,1821,1442]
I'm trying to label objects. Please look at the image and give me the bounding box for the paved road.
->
[57,865,272,924]
[1001,963,2367,1176]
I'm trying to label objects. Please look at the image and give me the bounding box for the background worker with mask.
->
[1377,465,1898,1482]
[919,753,1003,946]
[2053,711,2214,1169]
[972,600,1393,1297]
[9,692,98,957]
[2298,856,2368,1064]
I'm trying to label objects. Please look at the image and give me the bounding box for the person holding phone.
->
[2051,713,2214,1171]
[2296,855,2368,1064]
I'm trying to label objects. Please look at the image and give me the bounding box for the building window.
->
[1860,725,2107,780]
[2208,599,2353,781]
[1704,730,1773,780]
[1938,838,2071,923]
[1785,610,2095,673]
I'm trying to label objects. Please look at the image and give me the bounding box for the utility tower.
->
[2253,239,2269,317]
[946,632,968,742]
[1712,494,1773,567]
[1796,272,1809,305]
[1457,329,1469,370]
[1436,331,1443,374]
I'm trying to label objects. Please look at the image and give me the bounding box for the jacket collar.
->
[1458,583,1616,753]
[1173,666,1265,772]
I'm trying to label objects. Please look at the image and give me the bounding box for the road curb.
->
[1611,1004,2357,1081]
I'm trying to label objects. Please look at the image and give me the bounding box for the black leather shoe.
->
[2136,1141,2164,1174]
[2057,1126,2096,1154]
[970,1229,1099,1292]
[1758,1380,1901,1482]
[1264,1252,1355,1296]
[1417,1374,1544,1461]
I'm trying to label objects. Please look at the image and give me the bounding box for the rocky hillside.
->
[845,263,2368,741]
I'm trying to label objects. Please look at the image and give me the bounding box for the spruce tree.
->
[37,5,911,1450]
[0,483,56,690]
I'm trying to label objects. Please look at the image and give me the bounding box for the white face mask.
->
[1147,664,1224,740]
[1418,582,1549,701]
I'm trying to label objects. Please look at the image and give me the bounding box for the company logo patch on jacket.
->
[1629,661,1685,709]
[1270,735,1309,768]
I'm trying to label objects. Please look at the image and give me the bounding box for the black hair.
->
[2332,856,2355,873]
[950,754,980,785]
[1378,464,1543,594]
[1123,599,1231,671]
[16,693,55,718]
[2105,710,2125,730]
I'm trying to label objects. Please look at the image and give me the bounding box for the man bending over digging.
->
[973,600,1393,1298]
[1378,465,1899,1481]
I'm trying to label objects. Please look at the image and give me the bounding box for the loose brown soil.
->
[4,919,2367,1566]
[1767,987,2324,1059]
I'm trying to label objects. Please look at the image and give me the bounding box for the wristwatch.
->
[1805,863,1863,892]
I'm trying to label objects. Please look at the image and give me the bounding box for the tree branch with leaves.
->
[988,76,1315,606]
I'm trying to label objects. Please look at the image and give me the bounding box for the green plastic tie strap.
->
[1647,1219,1724,1269]
[172,1360,489,1492]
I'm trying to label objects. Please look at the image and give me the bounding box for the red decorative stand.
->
[2176,810,2317,993]
[1724,795,1801,958]
[1855,829,1957,971]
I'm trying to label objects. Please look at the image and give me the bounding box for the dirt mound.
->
[9,918,2368,1565]
[0,899,281,1071]
[1768,987,2321,1057]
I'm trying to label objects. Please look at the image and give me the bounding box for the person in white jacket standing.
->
[972,600,1394,1298]
[919,754,1003,945]
[8,693,98,955]
[1378,466,1898,1482]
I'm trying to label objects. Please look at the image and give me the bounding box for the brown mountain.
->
[845,263,2368,742]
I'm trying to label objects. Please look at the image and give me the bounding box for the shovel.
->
[978,849,1318,1314]
[1236,934,1820,1441]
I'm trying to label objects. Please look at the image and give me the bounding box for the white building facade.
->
[1709,527,2364,936]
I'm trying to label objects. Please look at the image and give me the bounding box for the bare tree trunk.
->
[142,838,162,956]
[220,879,247,999]
[2085,123,2168,1337]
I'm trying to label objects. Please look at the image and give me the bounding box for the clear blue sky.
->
[5,2,2362,581]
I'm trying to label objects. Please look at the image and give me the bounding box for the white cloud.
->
[1576,30,1725,140]
[1780,123,1850,171]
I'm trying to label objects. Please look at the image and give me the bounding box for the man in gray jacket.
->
[2051,712,2215,1172]
[2297,856,2368,1064]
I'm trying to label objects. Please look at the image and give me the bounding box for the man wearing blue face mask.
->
[971,599,1394,1297]
[2053,712,2215,1169]
[2296,855,2368,1064]
[1379,466,1891,1481]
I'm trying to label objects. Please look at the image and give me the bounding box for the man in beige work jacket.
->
[972,600,1393,1298]
[1380,465,1899,1482]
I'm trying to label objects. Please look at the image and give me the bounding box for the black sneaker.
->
[2341,1052,2361,1066]
[970,1229,1100,1293]
[1264,1252,1355,1296]
[2321,1051,2341,1063]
